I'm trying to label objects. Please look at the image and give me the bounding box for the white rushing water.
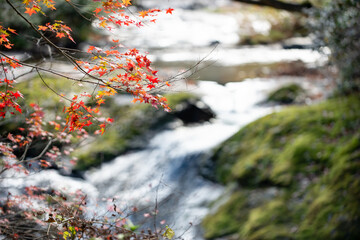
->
[1,78,287,239]
[111,8,240,49]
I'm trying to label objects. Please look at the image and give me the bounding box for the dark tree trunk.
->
[232,0,313,12]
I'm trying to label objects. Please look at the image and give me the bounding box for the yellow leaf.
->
[162,226,175,239]
[99,20,107,28]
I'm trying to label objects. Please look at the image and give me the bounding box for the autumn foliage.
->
[0,0,175,239]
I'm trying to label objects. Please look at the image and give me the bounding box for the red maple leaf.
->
[14,105,22,113]
[94,8,102,14]
[12,91,23,99]
[165,8,174,14]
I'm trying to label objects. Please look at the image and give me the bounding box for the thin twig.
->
[165,43,219,82]
[36,68,73,102]
[46,223,51,236]
[0,51,104,87]
[154,174,164,238]
[20,143,31,161]
[65,0,93,21]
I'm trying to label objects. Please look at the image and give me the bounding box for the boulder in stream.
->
[173,99,216,124]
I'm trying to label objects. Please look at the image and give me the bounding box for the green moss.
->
[266,83,306,104]
[213,95,359,186]
[241,198,294,240]
[297,133,360,239]
[231,148,274,186]
[204,95,360,239]
[202,192,250,239]
[271,133,325,185]
[5,76,80,108]
[74,129,128,170]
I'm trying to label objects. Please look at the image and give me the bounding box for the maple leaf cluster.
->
[0,26,17,49]
[0,57,23,118]
[38,20,75,43]
[0,0,174,136]
[23,0,56,16]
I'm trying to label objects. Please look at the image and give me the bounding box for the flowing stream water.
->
[2,78,285,239]
[1,1,330,239]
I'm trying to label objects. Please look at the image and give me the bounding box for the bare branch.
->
[20,143,31,161]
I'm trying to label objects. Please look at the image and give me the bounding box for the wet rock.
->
[173,99,216,124]
[68,169,85,179]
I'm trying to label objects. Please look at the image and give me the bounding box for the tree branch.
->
[5,0,108,86]
[0,51,104,87]
[232,0,313,12]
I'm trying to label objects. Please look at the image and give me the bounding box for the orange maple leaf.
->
[166,8,174,14]
[4,43,13,49]
[7,28,17,35]
[56,32,65,38]
[122,0,131,6]
[139,10,148,18]
[38,25,47,31]
[25,7,37,16]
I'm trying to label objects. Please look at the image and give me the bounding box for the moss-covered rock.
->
[203,192,249,239]
[74,92,200,170]
[203,95,360,239]
[266,83,306,104]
